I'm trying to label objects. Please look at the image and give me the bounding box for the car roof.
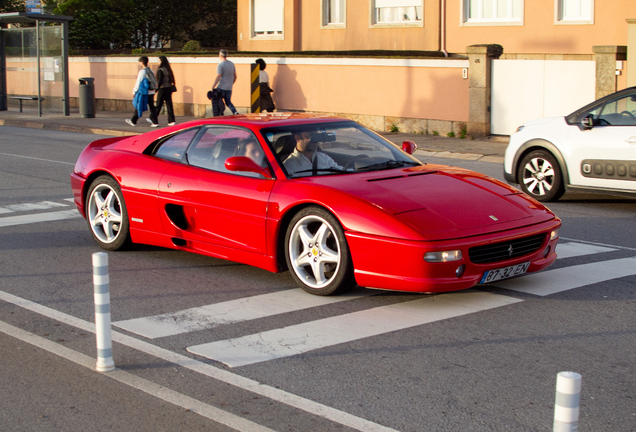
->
[188,113,351,129]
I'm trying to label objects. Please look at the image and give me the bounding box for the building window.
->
[464,0,523,23]
[252,0,284,37]
[373,0,422,25]
[323,0,346,26]
[556,0,594,24]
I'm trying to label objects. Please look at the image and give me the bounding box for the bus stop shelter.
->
[0,12,72,116]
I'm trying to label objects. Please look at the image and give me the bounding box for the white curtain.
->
[375,0,421,7]
[253,0,284,33]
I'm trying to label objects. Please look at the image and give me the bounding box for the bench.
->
[10,96,45,113]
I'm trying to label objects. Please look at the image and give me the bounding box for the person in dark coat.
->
[255,58,275,112]
[149,56,176,126]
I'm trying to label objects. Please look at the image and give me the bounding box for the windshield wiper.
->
[358,160,421,171]
[290,168,346,177]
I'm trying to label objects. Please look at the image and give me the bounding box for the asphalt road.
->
[1,126,635,432]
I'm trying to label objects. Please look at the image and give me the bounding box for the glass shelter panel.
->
[5,25,64,113]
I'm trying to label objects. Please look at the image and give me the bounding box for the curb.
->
[0,118,140,137]
[416,150,504,164]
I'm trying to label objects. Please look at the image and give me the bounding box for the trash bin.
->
[79,77,96,118]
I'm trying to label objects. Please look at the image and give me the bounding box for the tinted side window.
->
[154,128,200,161]
[187,126,267,177]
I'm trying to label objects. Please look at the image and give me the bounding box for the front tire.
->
[285,207,355,296]
[86,175,132,251]
[518,150,565,202]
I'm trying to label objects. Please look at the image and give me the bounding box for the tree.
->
[188,0,237,48]
[0,0,25,13]
[44,0,237,50]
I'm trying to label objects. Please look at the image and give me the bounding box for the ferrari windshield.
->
[261,121,421,178]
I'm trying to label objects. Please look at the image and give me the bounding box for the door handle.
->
[626,136,636,144]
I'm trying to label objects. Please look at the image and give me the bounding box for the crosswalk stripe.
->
[0,200,69,215]
[0,289,399,432]
[113,288,371,339]
[0,209,81,227]
[115,242,621,340]
[556,242,616,259]
[493,256,636,296]
[186,290,522,368]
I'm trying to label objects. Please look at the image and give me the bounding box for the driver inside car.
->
[283,130,343,176]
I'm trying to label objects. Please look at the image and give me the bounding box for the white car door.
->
[566,91,636,191]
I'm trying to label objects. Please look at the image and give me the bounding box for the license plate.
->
[479,262,531,284]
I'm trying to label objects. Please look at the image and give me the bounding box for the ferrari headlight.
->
[550,229,559,240]
[424,250,463,263]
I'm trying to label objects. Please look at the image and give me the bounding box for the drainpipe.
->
[440,0,449,57]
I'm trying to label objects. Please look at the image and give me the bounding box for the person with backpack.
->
[126,56,158,126]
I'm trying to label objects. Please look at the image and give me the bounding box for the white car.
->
[504,87,636,201]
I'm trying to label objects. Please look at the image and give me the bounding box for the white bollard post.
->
[554,371,582,432]
[93,252,115,372]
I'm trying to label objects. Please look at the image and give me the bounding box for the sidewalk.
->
[0,107,508,162]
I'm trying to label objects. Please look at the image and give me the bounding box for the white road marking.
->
[0,151,75,165]
[0,209,81,227]
[0,290,399,432]
[0,200,69,215]
[494,257,636,296]
[556,242,616,259]
[114,288,370,339]
[561,237,636,253]
[0,321,276,432]
[187,291,522,368]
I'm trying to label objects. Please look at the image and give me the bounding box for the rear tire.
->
[285,206,355,296]
[518,150,565,202]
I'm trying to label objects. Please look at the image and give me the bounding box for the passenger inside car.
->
[238,138,267,167]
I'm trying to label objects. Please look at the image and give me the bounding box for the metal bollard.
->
[554,371,581,432]
[93,252,115,372]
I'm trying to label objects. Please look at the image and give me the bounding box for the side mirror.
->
[402,140,417,155]
[581,115,594,130]
[225,156,273,178]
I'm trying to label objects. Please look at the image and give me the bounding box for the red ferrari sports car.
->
[71,114,561,296]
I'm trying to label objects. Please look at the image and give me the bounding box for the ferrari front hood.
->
[353,169,545,237]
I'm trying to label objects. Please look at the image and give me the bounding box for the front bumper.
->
[346,219,561,293]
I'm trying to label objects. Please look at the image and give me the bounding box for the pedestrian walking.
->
[212,49,238,116]
[149,56,176,127]
[255,58,275,112]
[126,56,157,126]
